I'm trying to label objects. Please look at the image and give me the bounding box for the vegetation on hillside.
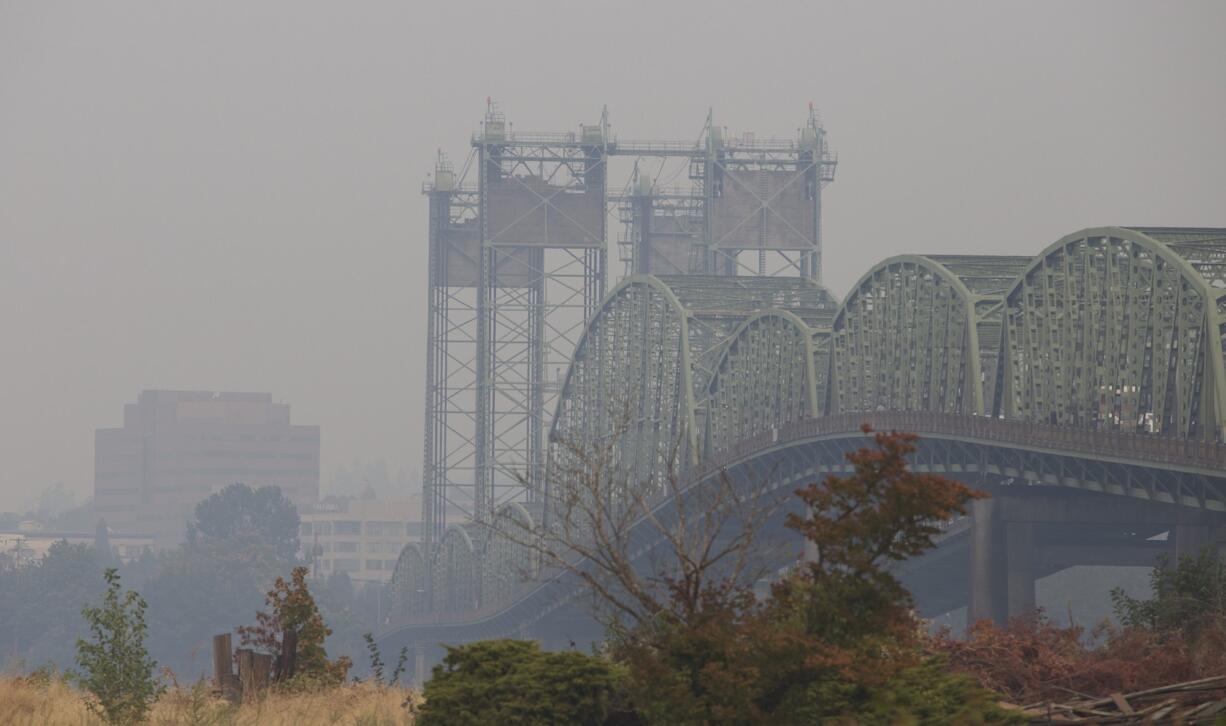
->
[431,426,1023,725]
[934,548,1226,704]
[0,483,383,678]
[7,432,1226,724]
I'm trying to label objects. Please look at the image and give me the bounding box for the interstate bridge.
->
[383,107,1226,675]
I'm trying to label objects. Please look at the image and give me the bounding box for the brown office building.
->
[95,390,320,548]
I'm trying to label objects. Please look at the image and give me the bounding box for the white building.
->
[299,498,421,583]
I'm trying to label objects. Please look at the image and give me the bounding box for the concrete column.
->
[413,646,428,687]
[1005,521,1035,618]
[967,497,1007,624]
[1175,524,1210,559]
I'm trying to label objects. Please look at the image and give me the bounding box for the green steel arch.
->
[830,255,1031,416]
[389,542,428,617]
[481,502,539,608]
[549,275,697,499]
[704,309,830,455]
[548,274,839,496]
[997,227,1226,441]
[432,524,480,612]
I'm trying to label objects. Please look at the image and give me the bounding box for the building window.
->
[333,521,361,535]
[364,521,403,537]
[334,541,358,553]
[314,522,331,536]
[333,559,360,572]
[365,559,384,571]
[300,523,313,536]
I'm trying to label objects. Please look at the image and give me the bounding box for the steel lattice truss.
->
[614,109,837,281]
[408,155,1226,621]
[421,110,609,557]
[547,275,838,500]
[704,308,835,454]
[422,171,481,552]
[998,227,1226,441]
[829,255,1031,416]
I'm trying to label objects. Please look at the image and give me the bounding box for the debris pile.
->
[1005,675,1226,724]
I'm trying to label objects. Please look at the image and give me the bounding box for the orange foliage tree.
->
[935,548,1226,703]
[237,566,351,688]
[611,427,1005,723]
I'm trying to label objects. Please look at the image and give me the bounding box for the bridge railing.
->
[695,412,1226,482]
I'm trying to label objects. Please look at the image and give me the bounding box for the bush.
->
[238,566,352,690]
[811,658,1025,725]
[417,639,627,726]
[931,612,1216,703]
[74,568,165,724]
[1112,548,1226,637]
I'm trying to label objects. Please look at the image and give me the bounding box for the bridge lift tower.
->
[421,104,834,556]
[422,104,609,551]
[617,106,836,282]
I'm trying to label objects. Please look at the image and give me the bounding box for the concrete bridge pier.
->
[966,491,1226,626]
[411,643,430,687]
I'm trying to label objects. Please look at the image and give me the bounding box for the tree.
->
[0,540,105,670]
[492,408,785,637]
[1112,548,1226,637]
[612,427,1001,724]
[74,568,164,725]
[417,639,628,726]
[743,427,993,722]
[935,548,1226,704]
[495,422,1013,724]
[238,565,351,688]
[362,632,408,686]
[187,482,300,561]
[931,612,1204,704]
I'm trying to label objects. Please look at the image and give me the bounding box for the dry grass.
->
[0,674,419,725]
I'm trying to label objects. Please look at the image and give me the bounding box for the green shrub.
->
[822,658,1025,725]
[417,639,627,726]
[74,568,165,724]
[1113,548,1226,636]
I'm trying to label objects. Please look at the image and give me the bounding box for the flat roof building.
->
[300,498,421,584]
[95,390,320,548]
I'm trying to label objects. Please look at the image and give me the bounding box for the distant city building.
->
[95,390,320,548]
[299,497,420,583]
[0,527,154,568]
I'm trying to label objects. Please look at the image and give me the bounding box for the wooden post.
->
[212,633,232,688]
[251,653,273,693]
[237,648,255,700]
[213,633,241,703]
[278,630,298,682]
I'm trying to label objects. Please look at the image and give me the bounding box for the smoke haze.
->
[2,0,1224,510]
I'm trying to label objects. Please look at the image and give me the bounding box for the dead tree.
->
[489,405,788,635]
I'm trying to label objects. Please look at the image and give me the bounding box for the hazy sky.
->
[2,1,1223,512]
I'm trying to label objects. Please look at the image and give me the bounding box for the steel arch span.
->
[829,254,1031,417]
[547,274,838,499]
[431,525,480,613]
[392,225,1226,630]
[996,227,1226,441]
[704,309,832,455]
[389,543,428,617]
